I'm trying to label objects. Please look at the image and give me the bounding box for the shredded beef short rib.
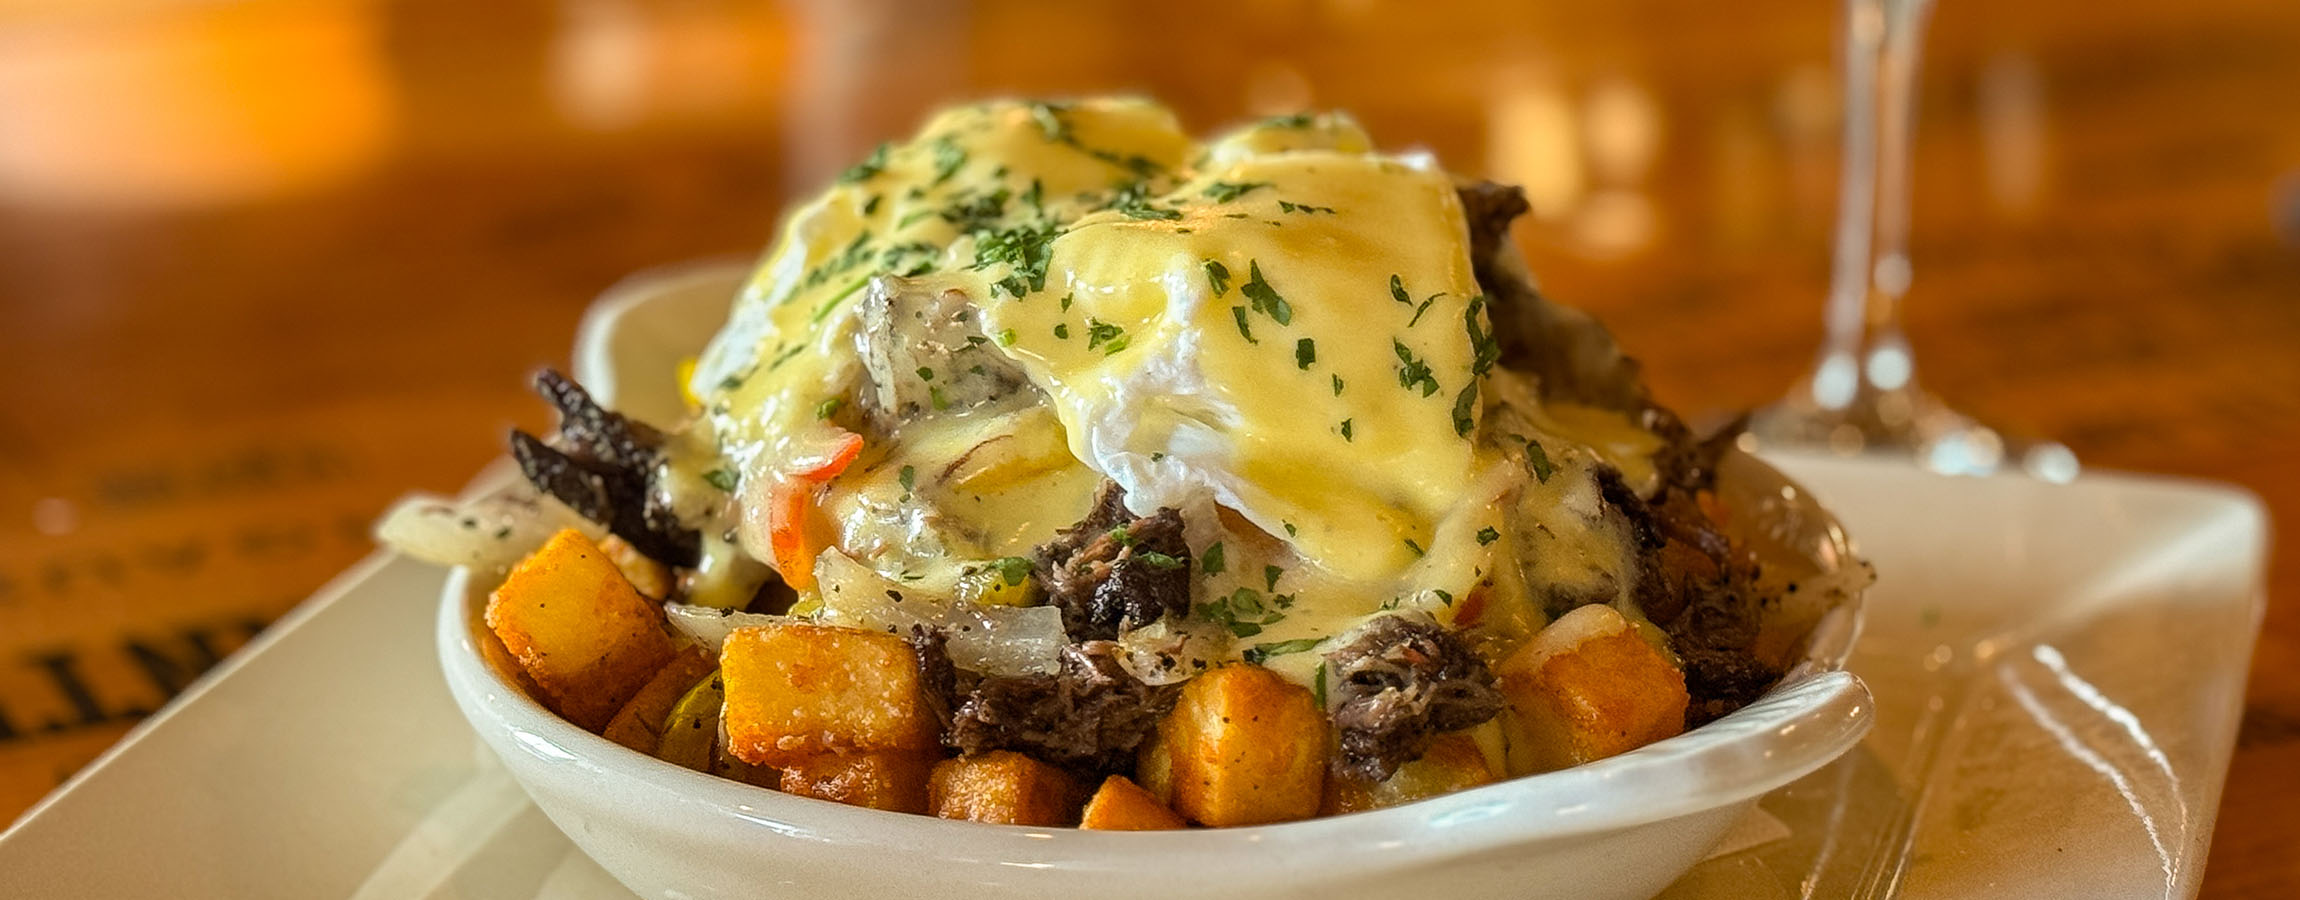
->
[510,369,699,566]
[1595,460,1781,726]
[1033,482,1192,641]
[942,641,1178,772]
[1324,615,1506,782]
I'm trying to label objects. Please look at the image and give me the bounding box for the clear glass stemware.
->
[1747,0,2079,482]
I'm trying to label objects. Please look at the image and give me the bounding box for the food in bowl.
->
[385,97,1870,829]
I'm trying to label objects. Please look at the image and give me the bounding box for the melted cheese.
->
[677,98,1673,679]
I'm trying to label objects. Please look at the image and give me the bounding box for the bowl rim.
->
[436,259,1875,863]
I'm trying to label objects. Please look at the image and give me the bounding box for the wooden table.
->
[0,0,2293,894]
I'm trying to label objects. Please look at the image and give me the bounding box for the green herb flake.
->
[990,556,1034,586]
[1340,418,1354,441]
[930,135,967,185]
[1054,322,1070,340]
[1085,318,1129,355]
[1203,259,1231,297]
[1136,550,1186,571]
[1314,662,1329,708]
[1294,337,1316,369]
[1283,521,1299,538]
[995,328,1018,347]
[1263,113,1315,129]
[702,468,738,492]
[1403,538,1426,557]
[1201,541,1227,574]
[1231,306,1257,344]
[837,142,890,184]
[1201,180,1271,203]
[1263,564,1283,592]
[1394,340,1440,396]
[1241,260,1294,325]
[1477,526,1501,546]
[1332,374,1344,396]
[916,366,936,381]
[897,465,917,500]
[1451,382,1480,436]
[1523,438,1555,483]
[1243,638,1323,666]
[1409,295,1438,327]
[1389,274,1410,305]
[815,397,844,420]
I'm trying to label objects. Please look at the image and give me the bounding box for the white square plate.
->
[0,450,2264,899]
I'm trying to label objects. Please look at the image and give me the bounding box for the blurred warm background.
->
[0,0,2294,893]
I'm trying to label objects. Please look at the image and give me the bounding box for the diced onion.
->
[1112,619,1226,686]
[374,490,596,575]
[814,550,1062,676]
[663,603,791,651]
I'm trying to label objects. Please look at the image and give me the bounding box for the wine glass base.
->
[1744,384,2080,483]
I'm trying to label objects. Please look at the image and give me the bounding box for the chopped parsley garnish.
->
[1522,437,1555,482]
[1332,374,1344,396]
[1295,337,1316,369]
[1464,295,1500,377]
[1201,180,1270,203]
[1085,318,1129,354]
[1314,662,1329,707]
[1451,382,1479,436]
[916,366,935,381]
[1394,340,1440,396]
[1027,101,1071,142]
[994,328,1017,347]
[1340,418,1354,441]
[1240,261,1294,324]
[1403,538,1426,557]
[1200,542,1226,574]
[1390,274,1410,306]
[989,556,1033,586]
[1408,294,1439,327]
[862,194,882,215]
[1263,564,1283,591]
[1262,113,1315,129]
[971,221,1062,299]
[1135,551,1186,571]
[1276,200,1336,215]
[1197,588,1286,638]
[1107,523,1134,546]
[1203,259,1231,297]
[702,468,737,492]
[815,397,844,420]
[837,142,890,184]
[1231,306,1257,344]
[1477,526,1501,546]
[929,385,950,410]
[1059,292,1074,311]
[1283,521,1299,537]
[1053,322,1070,340]
[1243,637,1323,666]
[929,135,967,185]
[897,465,917,500]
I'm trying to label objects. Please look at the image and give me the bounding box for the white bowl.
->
[436,264,1873,900]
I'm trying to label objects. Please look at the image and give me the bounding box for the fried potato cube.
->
[1137,664,1326,827]
[928,751,1084,826]
[1498,604,1688,773]
[601,648,716,754]
[720,622,937,767]
[486,528,677,730]
[598,533,675,600]
[781,751,936,814]
[1321,730,1497,815]
[1080,775,1187,830]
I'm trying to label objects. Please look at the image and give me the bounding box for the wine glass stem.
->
[1814,0,1933,413]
